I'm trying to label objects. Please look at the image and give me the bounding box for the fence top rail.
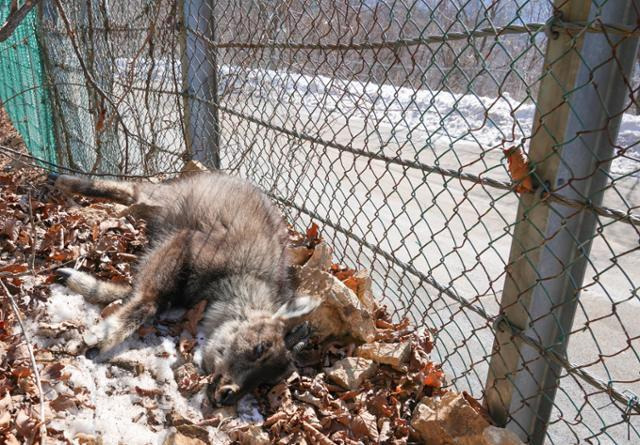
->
[41,16,640,48]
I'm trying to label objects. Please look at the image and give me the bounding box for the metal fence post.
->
[181,0,220,168]
[484,1,640,444]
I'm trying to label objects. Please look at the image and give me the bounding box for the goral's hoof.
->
[85,347,100,360]
[47,172,59,184]
[285,321,311,353]
[54,268,73,285]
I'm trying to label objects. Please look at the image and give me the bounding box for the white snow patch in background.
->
[115,58,640,177]
[223,65,640,175]
[615,113,640,176]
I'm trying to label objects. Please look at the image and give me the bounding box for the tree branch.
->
[0,0,41,43]
[1,279,47,444]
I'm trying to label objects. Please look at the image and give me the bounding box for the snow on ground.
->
[30,285,201,444]
[27,283,261,444]
[221,65,640,177]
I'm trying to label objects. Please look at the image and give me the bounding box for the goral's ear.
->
[274,295,320,322]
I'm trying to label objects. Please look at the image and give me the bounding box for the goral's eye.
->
[252,340,273,359]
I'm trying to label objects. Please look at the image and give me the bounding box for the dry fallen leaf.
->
[95,104,106,133]
[306,222,320,245]
[422,362,445,389]
[134,386,164,398]
[504,146,534,194]
[11,366,31,378]
[350,408,379,441]
[183,300,207,336]
[50,394,78,412]
[175,363,205,395]
[341,276,359,293]
[42,362,67,381]
[0,263,28,274]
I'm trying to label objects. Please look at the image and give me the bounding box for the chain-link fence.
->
[1,0,639,443]
[37,0,186,175]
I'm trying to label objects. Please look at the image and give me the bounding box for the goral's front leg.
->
[83,299,158,359]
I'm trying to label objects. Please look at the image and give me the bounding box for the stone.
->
[480,426,525,445]
[288,246,314,266]
[356,341,411,369]
[411,391,490,445]
[351,269,376,312]
[326,357,378,390]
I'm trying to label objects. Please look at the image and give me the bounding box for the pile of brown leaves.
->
[0,146,154,443]
[256,315,442,444]
[228,227,446,444]
[0,100,156,443]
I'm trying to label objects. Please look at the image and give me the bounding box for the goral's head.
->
[204,295,319,405]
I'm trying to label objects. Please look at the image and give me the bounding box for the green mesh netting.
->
[0,2,56,166]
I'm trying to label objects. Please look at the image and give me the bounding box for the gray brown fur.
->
[53,172,318,405]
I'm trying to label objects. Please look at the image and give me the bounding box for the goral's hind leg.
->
[50,174,139,205]
[85,229,215,356]
[56,268,131,304]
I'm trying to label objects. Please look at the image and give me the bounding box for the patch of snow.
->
[236,394,264,424]
[614,113,640,176]
[46,284,101,323]
[221,64,639,177]
[65,360,96,390]
[30,285,213,445]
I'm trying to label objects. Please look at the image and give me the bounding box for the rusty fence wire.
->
[0,0,639,443]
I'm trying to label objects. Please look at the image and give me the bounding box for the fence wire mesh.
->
[40,0,185,175]
[0,0,639,443]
